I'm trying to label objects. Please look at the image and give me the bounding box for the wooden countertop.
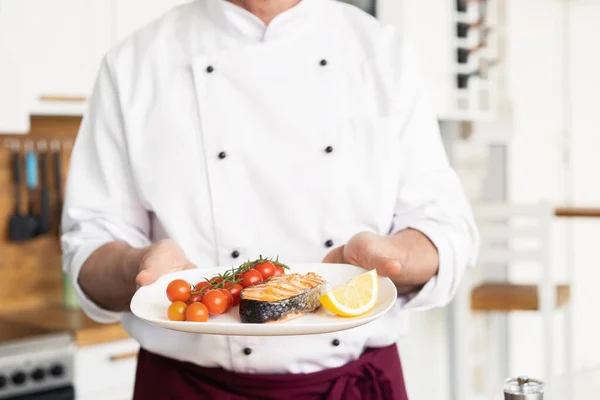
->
[0,304,130,347]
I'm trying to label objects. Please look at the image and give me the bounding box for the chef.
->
[61,0,479,398]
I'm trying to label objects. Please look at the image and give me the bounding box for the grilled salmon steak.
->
[239,272,326,323]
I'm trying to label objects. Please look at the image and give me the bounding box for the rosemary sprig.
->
[190,283,212,295]
[271,255,291,270]
[191,255,287,293]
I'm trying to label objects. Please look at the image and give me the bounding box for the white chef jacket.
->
[61,0,479,374]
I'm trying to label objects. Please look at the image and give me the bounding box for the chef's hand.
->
[135,239,196,287]
[322,229,439,294]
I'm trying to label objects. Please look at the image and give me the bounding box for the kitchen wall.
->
[567,1,600,372]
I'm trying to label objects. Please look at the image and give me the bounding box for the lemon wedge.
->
[319,269,378,317]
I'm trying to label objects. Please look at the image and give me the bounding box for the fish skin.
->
[239,273,325,324]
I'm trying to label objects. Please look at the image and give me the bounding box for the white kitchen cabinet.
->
[10,0,192,116]
[75,338,139,400]
[12,0,112,115]
[0,0,29,133]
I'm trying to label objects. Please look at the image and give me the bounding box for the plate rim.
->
[130,263,397,336]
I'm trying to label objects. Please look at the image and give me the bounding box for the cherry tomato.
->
[185,302,209,322]
[210,276,224,286]
[202,290,228,315]
[241,269,263,288]
[166,279,191,303]
[274,265,285,276]
[218,289,234,311]
[187,292,203,304]
[228,283,243,306]
[194,281,211,293]
[255,261,276,279]
[167,301,187,321]
[222,281,234,290]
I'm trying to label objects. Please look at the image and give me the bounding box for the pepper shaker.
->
[504,376,544,400]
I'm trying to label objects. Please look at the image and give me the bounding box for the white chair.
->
[449,202,573,400]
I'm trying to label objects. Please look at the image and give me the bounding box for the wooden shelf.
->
[471,282,571,312]
[555,207,600,218]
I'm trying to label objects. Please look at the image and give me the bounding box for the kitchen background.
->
[0,0,599,399]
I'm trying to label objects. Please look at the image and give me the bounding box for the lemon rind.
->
[319,270,379,317]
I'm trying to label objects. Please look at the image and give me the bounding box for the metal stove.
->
[0,329,74,400]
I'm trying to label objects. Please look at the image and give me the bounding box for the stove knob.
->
[0,375,6,389]
[31,368,45,382]
[11,371,26,385]
[49,364,64,377]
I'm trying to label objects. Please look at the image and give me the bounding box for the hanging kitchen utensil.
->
[25,146,41,236]
[52,141,63,236]
[457,43,486,64]
[38,141,51,234]
[8,143,36,241]
[457,70,480,89]
[456,18,486,38]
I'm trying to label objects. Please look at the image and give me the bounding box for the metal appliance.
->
[504,376,545,400]
[0,330,74,400]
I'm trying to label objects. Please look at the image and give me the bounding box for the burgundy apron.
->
[133,344,409,400]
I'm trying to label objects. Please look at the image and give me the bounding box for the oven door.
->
[4,385,74,400]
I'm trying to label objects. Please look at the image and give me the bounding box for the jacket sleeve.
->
[61,56,152,323]
[388,35,480,311]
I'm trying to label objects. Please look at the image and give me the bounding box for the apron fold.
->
[133,344,408,400]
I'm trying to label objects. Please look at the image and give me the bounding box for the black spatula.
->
[8,145,36,241]
[38,146,51,234]
[53,143,63,236]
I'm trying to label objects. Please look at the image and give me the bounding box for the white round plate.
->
[130,263,397,336]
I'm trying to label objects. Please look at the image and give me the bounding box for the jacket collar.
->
[205,0,320,43]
